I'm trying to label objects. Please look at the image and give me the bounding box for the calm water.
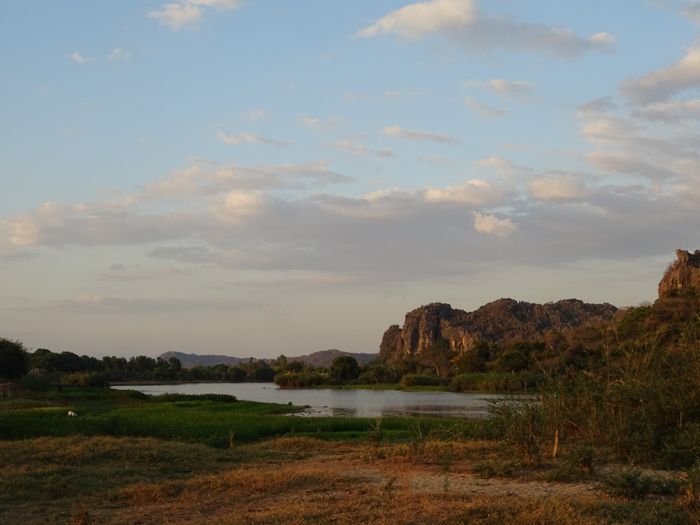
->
[112,382,503,418]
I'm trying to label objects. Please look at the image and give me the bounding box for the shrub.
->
[60,372,109,387]
[19,373,53,391]
[602,467,682,499]
[400,374,443,387]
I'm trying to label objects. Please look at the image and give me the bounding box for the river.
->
[112,382,504,418]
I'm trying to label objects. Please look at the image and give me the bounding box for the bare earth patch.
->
[0,436,692,525]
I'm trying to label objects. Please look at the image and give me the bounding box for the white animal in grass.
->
[67,411,78,417]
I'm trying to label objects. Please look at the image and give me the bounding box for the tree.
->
[0,339,28,380]
[423,338,453,378]
[329,356,360,383]
[454,341,492,373]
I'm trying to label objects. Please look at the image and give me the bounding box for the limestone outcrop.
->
[658,249,700,299]
[379,299,618,362]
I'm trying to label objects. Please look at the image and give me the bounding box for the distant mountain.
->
[159,349,378,369]
[288,349,377,368]
[159,352,249,368]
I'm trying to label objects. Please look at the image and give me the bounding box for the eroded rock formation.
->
[658,249,700,299]
[379,299,618,362]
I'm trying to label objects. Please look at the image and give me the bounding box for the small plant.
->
[679,462,700,513]
[367,417,384,448]
[603,467,682,499]
[471,459,520,479]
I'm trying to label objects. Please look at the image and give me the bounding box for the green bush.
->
[19,373,53,391]
[602,467,682,499]
[400,374,443,387]
[59,372,109,387]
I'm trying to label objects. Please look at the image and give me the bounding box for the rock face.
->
[379,299,618,362]
[658,249,700,299]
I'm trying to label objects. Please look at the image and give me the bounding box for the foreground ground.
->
[0,435,695,525]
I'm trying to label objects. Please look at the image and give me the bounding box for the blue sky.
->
[2,0,700,357]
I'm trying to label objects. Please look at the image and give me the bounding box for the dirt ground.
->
[0,436,691,525]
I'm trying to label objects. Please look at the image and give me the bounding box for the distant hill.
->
[159,352,249,368]
[288,349,377,368]
[159,349,377,369]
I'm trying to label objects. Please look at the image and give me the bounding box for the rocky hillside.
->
[380,298,618,362]
[658,249,700,299]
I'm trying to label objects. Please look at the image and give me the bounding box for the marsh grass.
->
[0,387,482,447]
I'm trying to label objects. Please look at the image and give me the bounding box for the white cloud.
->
[217,132,292,147]
[69,52,94,64]
[473,212,518,237]
[589,32,616,44]
[632,99,700,121]
[487,78,534,96]
[298,115,340,130]
[355,0,477,39]
[528,176,585,201]
[383,125,459,143]
[356,0,614,57]
[476,156,518,172]
[108,48,131,62]
[334,139,395,158]
[148,2,202,29]
[214,190,265,222]
[682,2,700,25]
[148,0,241,30]
[622,46,700,103]
[143,160,352,198]
[580,115,638,144]
[423,179,506,206]
[577,97,616,115]
[586,152,678,185]
[465,97,507,117]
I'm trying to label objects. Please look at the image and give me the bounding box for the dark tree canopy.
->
[329,356,360,383]
[0,339,28,380]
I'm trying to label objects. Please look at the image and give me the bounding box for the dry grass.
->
[0,436,695,525]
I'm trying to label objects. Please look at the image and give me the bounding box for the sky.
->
[2,0,700,358]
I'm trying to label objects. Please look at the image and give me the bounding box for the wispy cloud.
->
[148,0,242,30]
[69,52,94,64]
[108,48,131,62]
[622,46,700,103]
[298,115,340,130]
[217,132,292,147]
[356,0,614,58]
[334,139,394,158]
[383,125,459,144]
[465,97,506,117]
[487,78,534,97]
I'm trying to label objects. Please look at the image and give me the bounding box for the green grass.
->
[0,387,483,447]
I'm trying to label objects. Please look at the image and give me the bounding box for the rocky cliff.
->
[658,249,700,299]
[379,298,618,362]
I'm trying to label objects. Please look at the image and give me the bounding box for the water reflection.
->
[113,382,504,419]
